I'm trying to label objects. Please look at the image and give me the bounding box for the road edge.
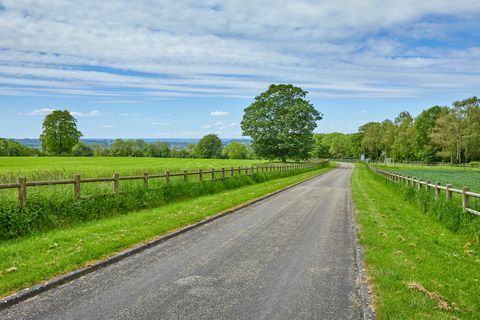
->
[0,166,334,311]
[349,163,376,320]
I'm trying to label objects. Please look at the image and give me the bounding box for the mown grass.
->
[0,164,335,298]
[0,157,266,183]
[352,164,480,319]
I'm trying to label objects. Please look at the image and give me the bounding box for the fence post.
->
[426,180,431,192]
[199,169,203,182]
[222,168,225,180]
[74,174,81,199]
[446,184,452,201]
[165,171,170,184]
[211,168,215,180]
[462,187,470,211]
[113,173,120,193]
[144,172,149,189]
[418,179,422,190]
[183,170,188,182]
[238,166,242,175]
[231,167,234,177]
[18,177,26,207]
[435,182,440,199]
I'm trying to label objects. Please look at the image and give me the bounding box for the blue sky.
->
[0,0,479,138]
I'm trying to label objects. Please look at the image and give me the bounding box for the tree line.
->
[70,136,256,159]
[313,96,480,163]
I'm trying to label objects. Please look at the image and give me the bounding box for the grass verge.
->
[352,164,480,319]
[0,164,334,298]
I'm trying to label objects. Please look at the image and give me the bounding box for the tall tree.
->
[40,110,82,155]
[241,84,322,162]
[414,106,446,162]
[197,134,222,158]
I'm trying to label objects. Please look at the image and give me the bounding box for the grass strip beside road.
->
[0,164,334,299]
[352,164,480,319]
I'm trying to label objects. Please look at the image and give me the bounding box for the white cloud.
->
[102,125,114,128]
[210,111,230,117]
[18,108,55,116]
[201,124,213,129]
[70,110,101,117]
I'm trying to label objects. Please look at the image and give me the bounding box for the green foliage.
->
[241,84,322,162]
[0,138,38,156]
[223,141,248,159]
[72,142,93,156]
[40,110,82,155]
[196,134,222,158]
[358,96,480,163]
[312,132,361,158]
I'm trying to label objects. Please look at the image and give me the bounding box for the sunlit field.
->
[0,157,266,183]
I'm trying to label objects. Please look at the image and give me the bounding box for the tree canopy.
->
[241,84,322,162]
[196,134,223,158]
[40,110,82,155]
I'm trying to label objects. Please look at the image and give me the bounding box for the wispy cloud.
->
[70,110,101,117]
[210,111,230,117]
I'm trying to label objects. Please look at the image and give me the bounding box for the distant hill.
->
[11,138,251,149]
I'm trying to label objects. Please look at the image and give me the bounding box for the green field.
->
[378,164,480,193]
[0,157,266,183]
[0,165,334,298]
[352,164,480,319]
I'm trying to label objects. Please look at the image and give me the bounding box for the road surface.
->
[1,163,361,320]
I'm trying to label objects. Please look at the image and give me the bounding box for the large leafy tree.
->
[241,84,322,162]
[40,110,82,155]
[197,134,222,158]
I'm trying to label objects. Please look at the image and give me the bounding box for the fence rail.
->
[370,165,480,216]
[0,162,325,207]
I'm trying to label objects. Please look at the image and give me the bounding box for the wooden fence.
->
[370,165,480,216]
[0,162,324,207]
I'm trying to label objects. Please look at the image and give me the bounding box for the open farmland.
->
[0,157,266,183]
[378,165,480,193]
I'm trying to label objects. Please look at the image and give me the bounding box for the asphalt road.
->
[1,163,361,320]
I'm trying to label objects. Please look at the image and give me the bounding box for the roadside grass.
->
[0,157,266,183]
[0,164,335,298]
[0,163,324,240]
[352,164,480,319]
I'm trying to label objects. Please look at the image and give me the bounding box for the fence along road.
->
[372,166,480,216]
[0,163,361,320]
[0,162,320,207]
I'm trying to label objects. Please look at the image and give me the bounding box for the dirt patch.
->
[407,281,458,311]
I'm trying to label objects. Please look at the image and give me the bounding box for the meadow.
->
[0,157,265,183]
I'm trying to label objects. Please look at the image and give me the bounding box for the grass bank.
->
[352,164,480,319]
[0,164,334,298]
